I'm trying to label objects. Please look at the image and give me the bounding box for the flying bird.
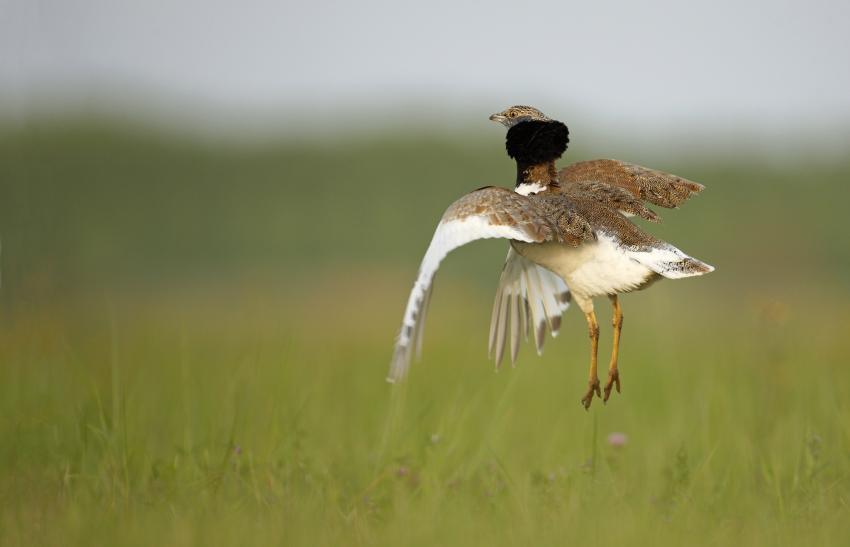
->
[389,105,713,409]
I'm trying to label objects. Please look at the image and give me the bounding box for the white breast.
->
[513,234,655,298]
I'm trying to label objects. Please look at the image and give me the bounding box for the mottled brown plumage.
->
[444,187,687,263]
[520,163,559,187]
[562,180,660,223]
[443,187,595,246]
[559,159,704,209]
[552,193,662,249]
[527,193,598,246]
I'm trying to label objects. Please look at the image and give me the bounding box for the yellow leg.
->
[580,310,601,410]
[604,295,623,402]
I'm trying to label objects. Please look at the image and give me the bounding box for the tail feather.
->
[630,243,715,279]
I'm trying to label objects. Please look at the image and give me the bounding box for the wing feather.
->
[518,275,529,341]
[563,180,660,222]
[413,279,434,361]
[509,290,520,365]
[488,248,572,365]
[494,289,509,368]
[388,187,557,383]
[488,283,504,358]
[559,159,704,209]
[525,265,548,353]
[536,265,563,335]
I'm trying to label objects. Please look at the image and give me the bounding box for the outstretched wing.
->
[388,187,560,383]
[489,248,570,369]
[559,159,705,209]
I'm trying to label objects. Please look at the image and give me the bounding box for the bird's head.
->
[489,105,551,128]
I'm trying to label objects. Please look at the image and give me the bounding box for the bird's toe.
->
[603,369,621,403]
[581,378,601,410]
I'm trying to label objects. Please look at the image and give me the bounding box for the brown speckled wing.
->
[559,159,705,209]
[442,187,559,242]
[526,192,598,245]
[562,180,660,222]
[389,187,592,382]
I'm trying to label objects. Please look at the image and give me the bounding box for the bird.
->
[388,105,713,409]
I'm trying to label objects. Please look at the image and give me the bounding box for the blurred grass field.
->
[1,120,850,545]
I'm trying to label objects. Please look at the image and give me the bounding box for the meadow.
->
[1,120,849,545]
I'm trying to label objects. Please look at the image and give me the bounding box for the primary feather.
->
[488,249,570,367]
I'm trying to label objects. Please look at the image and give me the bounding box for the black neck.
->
[505,120,569,186]
[505,120,569,165]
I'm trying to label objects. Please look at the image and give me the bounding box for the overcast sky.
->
[3,0,850,137]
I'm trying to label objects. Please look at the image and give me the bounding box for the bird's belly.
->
[513,236,656,297]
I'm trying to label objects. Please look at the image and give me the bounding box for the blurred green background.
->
[2,117,849,546]
[4,0,850,544]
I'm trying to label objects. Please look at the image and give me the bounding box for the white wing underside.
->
[388,216,539,383]
[488,248,570,368]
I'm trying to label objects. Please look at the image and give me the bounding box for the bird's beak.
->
[489,113,506,123]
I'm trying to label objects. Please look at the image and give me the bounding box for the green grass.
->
[1,121,849,545]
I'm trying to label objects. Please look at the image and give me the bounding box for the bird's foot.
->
[581,377,601,410]
[603,368,621,403]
